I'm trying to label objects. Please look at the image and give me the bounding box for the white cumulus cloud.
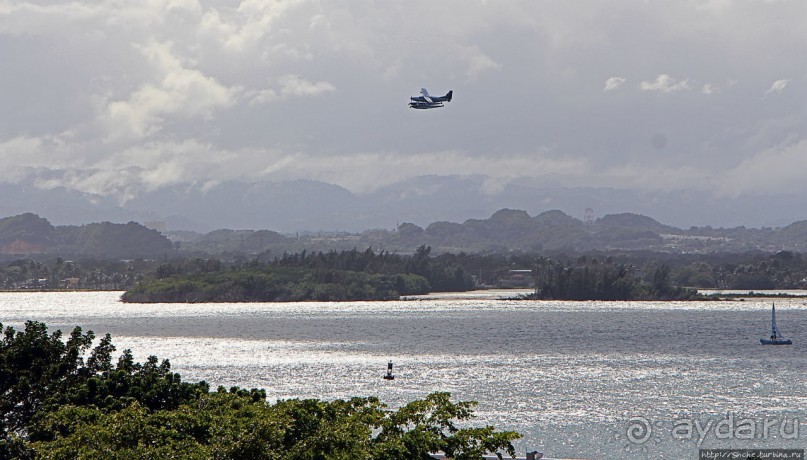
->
[101,40,236,139]
[248,75,335,105]
[764,79,790,96]
[640,74,690,93]
[279,75,335,98]
[716,140,807,197]
[603,76,626,91]
[460,45,503,80]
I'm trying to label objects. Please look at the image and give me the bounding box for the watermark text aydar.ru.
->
[626,413,799,446]
[672,413,799,445]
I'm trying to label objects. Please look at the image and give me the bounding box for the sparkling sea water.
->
[2,290,806,459]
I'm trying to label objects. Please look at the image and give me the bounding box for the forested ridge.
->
[10,209,807,259]
[0,213,170,259]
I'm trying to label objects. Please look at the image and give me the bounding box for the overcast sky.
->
[1,0,806,206]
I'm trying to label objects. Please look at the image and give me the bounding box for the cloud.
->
[13,144,589,198]
[278,75,335,98]
[34,167,145,203]
[165,0,201,14]
[460,45,503,80]
[0,136,42,161]
[603,76,626,91]
[0,134,82,177]
[764,79,789,96]
[248,75,335,105]
[255,150,588,193]
[640,74,690,93]
[3,0,807,228]
[247,88,279,105]
[198,0,305,52]
[25,139,242,200]
[714,139,807,198]
[100,40,236,139]
[595,163,713,192]
[0,2,101,35]
[0,137,47,181]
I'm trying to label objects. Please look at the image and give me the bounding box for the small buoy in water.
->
[383,360,394,380]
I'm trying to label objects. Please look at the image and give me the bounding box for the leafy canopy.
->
[1,321,520,459]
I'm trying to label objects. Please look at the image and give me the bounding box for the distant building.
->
[498,269,534,288]
[20,278,48,289]
[60,278,81,289]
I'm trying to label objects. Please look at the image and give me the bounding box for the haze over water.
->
[3,290,806,458]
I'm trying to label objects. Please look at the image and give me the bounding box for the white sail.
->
[771,303,785,339]
[761,302,791,345]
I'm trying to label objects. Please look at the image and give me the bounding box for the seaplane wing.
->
[409,88,452,109]
[409,88,432,103]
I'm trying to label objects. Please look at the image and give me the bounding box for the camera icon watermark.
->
[625,416,657,444]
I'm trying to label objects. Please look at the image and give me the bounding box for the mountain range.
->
[5,207,807,260]
[0,175,804,234]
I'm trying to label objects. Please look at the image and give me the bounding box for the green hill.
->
[0,214,172,259]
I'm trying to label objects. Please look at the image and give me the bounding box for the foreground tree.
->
[31,392,519,460]
[1,322,520,459]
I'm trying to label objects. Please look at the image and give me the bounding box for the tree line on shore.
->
[123,249,807,303]
[0,321,520,459]
[122,246,475,302]
[5,247,807,301]
[531,256,700,300]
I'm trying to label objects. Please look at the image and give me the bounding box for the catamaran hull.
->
[760,339,792,345]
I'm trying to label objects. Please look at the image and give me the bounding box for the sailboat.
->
[760,303,792,345]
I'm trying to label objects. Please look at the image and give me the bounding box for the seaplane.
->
[409,88,453,109]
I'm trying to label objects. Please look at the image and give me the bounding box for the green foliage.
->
[0,257,154,291]
[121,268,420,302]
[123,247,473,303]
[533,256,637,300]
[31,402,211,459]
[0,213,173,259]
[0,321,520,459]
[532,256,702,300]
[0,213,57,246]
[0,321,95,440]
[30,392,520,460]
[372,392,519,460]
[58,222,172,259]
[672,262,716,288]
[0,321,210,459]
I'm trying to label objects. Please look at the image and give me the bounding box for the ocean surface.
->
[2,290,806,459]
